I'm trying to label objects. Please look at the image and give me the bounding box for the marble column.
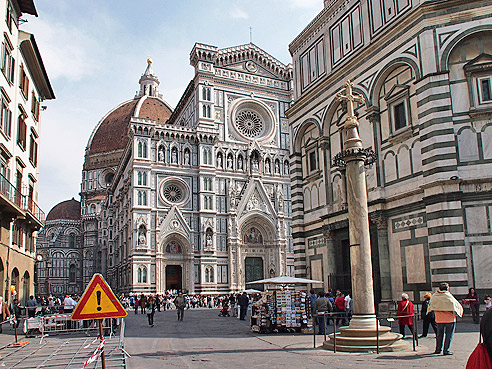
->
[322,229,337,286]
[372,215,392,302]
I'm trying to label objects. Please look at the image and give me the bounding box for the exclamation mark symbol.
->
[96,291,102,311]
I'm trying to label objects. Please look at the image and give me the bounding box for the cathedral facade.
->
[77,43,294,295]
[288,0,492,303]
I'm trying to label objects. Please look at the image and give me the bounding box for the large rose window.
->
[230,99,274,142]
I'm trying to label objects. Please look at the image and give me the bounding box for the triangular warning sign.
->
[71,274,127,320]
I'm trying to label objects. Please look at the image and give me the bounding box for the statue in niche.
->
[171,148,178,164]
[227,155,233,169]
[184,150,190,165]
[138,227,146,246]
[206,233,213,249]
[284,163,289,175]
[217,155,223,169]
[275,161,280,174]
[228,181,237,209]
[277,186,284,212]
[265,160,271,173]
[158,147,164,162]
[237,157,243,170]
[252,159,259,172]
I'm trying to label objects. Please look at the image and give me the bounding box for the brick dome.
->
[87,96,172,156]
[46,198,81,221]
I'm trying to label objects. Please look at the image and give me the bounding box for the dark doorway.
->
[245,257,263,290]
[166,265,182,291]
[329,238,352,292]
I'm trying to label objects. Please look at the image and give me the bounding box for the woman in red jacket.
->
[397,293,414,338]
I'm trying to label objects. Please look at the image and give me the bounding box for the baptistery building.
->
[288,0,492,303]
[79,43,293,295]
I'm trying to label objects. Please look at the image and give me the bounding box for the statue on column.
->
[276,185,284,212]
[228,181,237,210]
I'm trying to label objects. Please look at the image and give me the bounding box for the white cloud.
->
[25,19,102,82]
[229,4,249,19]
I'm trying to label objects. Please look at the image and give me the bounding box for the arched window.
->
[205,267,210,283]
[69,234,75,248]
[202,105,207,117]
[137,172,142,185]
[142,267,147,283]
[137,191,142,205]
[207,88,211,101]
[142,172,147,186]
[205,266,214,283]
[142,192,147,205]
[137,267,142,283]
[142,142,147,157]
[69,264,76,283]
[207,105,211,118]
[202,87,207,100]
[138,141,143,157]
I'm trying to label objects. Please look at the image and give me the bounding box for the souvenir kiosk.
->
[247,276,323,334]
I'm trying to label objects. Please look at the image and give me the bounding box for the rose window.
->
[159,178,190,206]
[163,184,182,202]
[235,110,264,138]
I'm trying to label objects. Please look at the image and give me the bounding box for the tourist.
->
[10,299,23,329]
[397,293,414,339]
[27,295,38,318]
[238,292,249,321]
[229,294,236,317]
[485,296,492,310]
[140,294,147,314]
[420,292,437,338]
[428,282,463,355]
[174,292,186,321]
[313,291,332,335]
[147,296,155,327]
[466,308,492,368]
[0,297,10,333]
[345,291,352,322]
[464,287,480,324]
[309,289,317,310]
[334,290,346,326]
[155,294,161,312]
[134,297,139,314]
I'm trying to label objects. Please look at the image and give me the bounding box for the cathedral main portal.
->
[245,257,263,288]
[166,265,182,291]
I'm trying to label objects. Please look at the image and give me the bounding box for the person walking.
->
[464,287,480,324]
[147,296,155,327]
[134,297,139,314]
[174,292,186,321]
[397,293,414,339]
[26,295,38,318]
[313,291,332,335]
[420,292,437,338]
[428,282,464,355]
[237,292,249,321]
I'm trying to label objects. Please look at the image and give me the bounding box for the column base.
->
[322,315,408,352]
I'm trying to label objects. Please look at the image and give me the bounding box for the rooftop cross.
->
[336,80,364,119]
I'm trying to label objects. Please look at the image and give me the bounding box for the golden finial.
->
[147,57,152,65]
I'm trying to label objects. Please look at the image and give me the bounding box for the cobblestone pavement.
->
[125,308,481,369]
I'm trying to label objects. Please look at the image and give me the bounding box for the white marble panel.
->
[397,146,411,178]
[472,244,492,289]
[482,126,492,160]
[458,128,479,162]
[465,206,488,234]
[450,82,469,113]
[430,259,467,269]
[405,244,427,284]
[384,152,397,183]
[311,258,323,289]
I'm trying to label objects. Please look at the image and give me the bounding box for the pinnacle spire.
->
[137,57,160,98]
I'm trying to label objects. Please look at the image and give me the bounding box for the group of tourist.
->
[396,283,488,356]
[126,291,253,326]
[310,289,353,335]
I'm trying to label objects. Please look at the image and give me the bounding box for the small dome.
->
[46,198,81,221]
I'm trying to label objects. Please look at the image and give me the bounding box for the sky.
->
[22,0,323,214]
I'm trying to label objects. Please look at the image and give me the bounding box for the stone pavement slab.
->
[125,308,481,369]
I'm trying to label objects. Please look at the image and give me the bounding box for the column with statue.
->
[324,81,405,352]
